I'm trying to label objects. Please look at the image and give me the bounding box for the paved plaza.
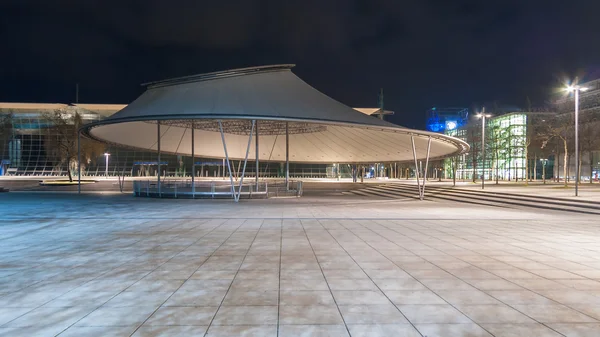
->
[1,193,600,336]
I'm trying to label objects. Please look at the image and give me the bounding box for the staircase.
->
[344,183,600,215]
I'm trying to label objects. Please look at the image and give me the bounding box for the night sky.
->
[1,0,599,128]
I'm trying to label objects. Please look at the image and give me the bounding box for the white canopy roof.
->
[83,65,468,163]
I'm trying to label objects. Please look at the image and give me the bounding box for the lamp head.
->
[565,85,589,92]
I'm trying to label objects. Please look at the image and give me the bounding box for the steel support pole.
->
[255,120,259,189]
[191,123,195,198]
[421,137,432,200]
[410,136,421,200]
[236,120,255,202]
[218,120,236,200]
[481,115,486,190]
[77,130,81,194]
[157,121,161,197]
[285,122,289,187]
[575,89,579,196]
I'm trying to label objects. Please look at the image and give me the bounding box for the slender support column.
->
[410,136,421,200]
[236,120,255,202]
[285,122,289,187]
[421,136,432,200]
[575,89,580,196]
[255,120,259,189]
[191,123,195,198]
[218,120,236,200]
[236,160,242,181]
[77,130,81,194]
[157,121,161,197]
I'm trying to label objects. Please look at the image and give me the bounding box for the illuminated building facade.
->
[0,103,330,177]
[426,107,469,133]
[0,103,397,178]
[444,112,547,181]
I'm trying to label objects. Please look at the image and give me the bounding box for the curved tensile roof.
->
[83,65,468,163]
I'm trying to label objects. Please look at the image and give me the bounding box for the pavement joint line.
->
[201,219,265,337]
[68,218,228,336]
[369,218,587,336]
[351,219,535,337]
[7,218,218,333]
[276,218,283,337]
[125,218,241,337]
[300,218,353,337]
[319,218,426,337]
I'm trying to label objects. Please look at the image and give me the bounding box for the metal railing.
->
[132,179,269,199]
[268,180,303,198]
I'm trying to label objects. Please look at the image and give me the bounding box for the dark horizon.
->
[1,0,599,129]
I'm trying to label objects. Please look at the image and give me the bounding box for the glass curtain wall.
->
[0,107,331,178]
[444,113,528,181]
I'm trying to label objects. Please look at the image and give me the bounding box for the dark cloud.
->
[1,0,599,128]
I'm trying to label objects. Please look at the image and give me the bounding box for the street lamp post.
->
[104,153,110,178]
[476,109,492,190]
[565,85,588,196]
[541,158,548,184]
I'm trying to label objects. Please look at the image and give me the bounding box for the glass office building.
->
[0,103,331,178]
[444,113,537,181]
[2,102,402,179]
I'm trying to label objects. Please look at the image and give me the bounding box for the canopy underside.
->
[88,119,461,163]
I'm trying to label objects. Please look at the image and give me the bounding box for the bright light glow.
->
[446,121,457,130]
[104,153,110,156]
[565,85,588,92]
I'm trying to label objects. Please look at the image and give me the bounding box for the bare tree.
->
[42,109,105,182]
[488,123,501,184]
[538,112,573,187]
[524,98,532,185]
[524,112,548,183]
[464,120,480,183]
[0,113,14,175]
[0,112,13,157]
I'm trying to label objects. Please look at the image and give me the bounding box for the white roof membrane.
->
[84,65,468,163]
